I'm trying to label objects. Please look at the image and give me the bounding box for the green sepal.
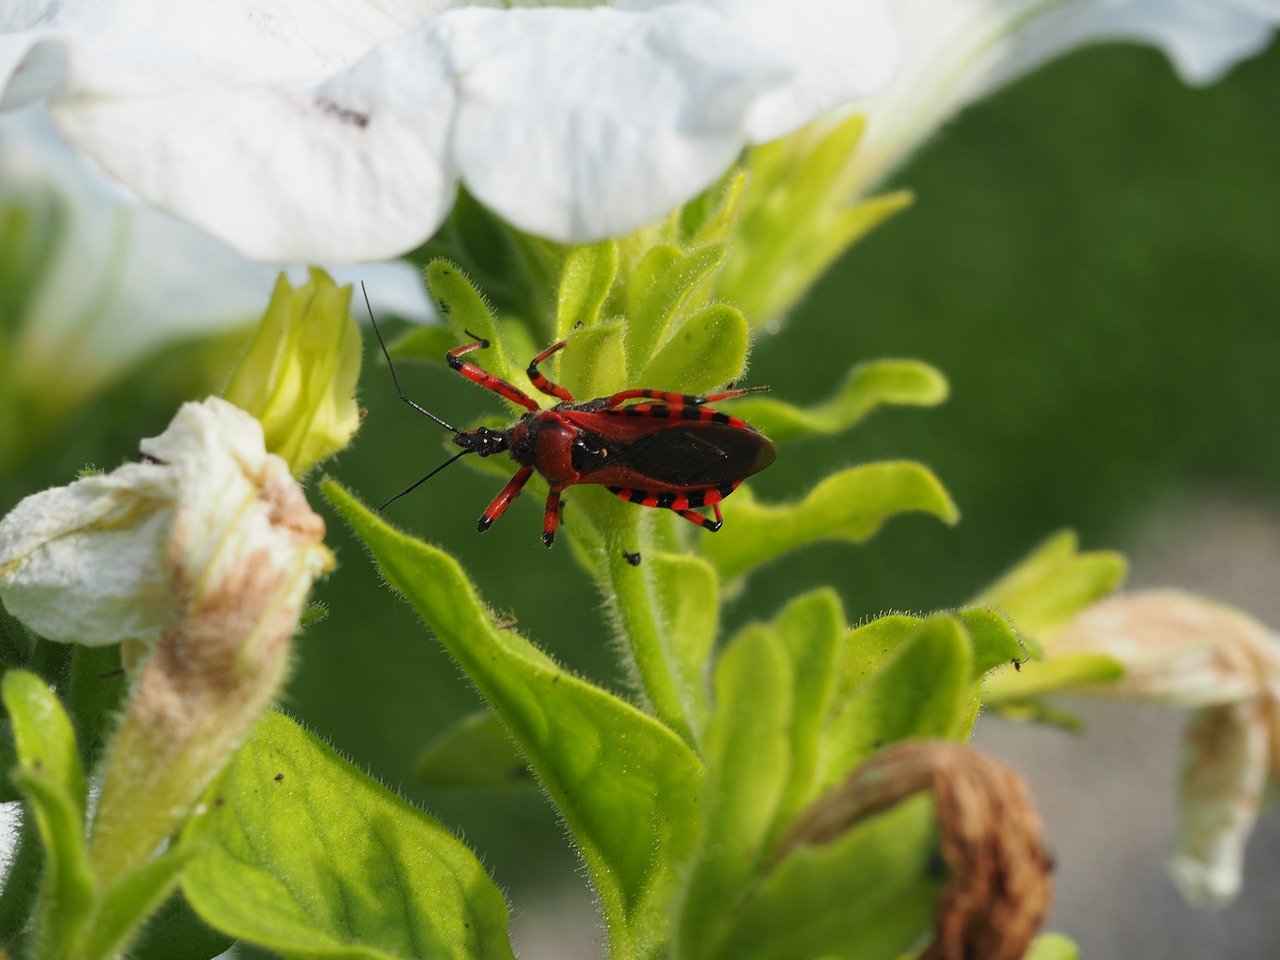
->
[700,462,959,583]
[961,608,1027,679]
[625,243,727,374]
[415,709,534,791]
[81,846,195,960]
[1025,932,1081,960]
[820,616,972,789]
[4,669,95,959]
[677,626,792,960]
[683,171,748,248]
[637,303,748,395]
[704,795,941,960]
[974,531,1127,640]
[727,360,948,443]
[181,710,515,960]
[323,481,703,956]
[555,241,619,338]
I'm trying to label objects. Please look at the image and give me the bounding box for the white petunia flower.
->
[1048,590,1280,907]
[0,1,899,261]
[843,0,1280,196]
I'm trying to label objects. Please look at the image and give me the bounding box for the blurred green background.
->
[4,38,1279,959]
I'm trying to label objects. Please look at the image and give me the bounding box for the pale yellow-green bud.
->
[224,268,362,477]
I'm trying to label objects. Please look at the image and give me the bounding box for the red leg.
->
[527,341,574,403]
[477,467,533,532]
[447,339,540,412]
[605,486,725,532]
[603,385,768,408]
[541,489,562,547]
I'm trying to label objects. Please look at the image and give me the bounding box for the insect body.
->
[366,290,776,546]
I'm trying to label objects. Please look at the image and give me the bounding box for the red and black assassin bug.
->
[362,285,776,547]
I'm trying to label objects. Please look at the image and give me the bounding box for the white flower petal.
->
[846,0,1280,195]
[2,1,900,259]
[1,106,429,422]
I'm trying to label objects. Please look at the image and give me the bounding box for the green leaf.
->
[727,360,948,443]
[820,616,973,789]
[678,626,792,960]
[181,710,515,960]
[974,531,1127,640]
[701,462,959,582]
[1024,932,1081,960]
[626,244,727,374]
[960,608,1027,679]
[636,303,748,395]
[986,699,1087,733]
[650,552,720,737]
[983,652,1126,704]
[555,241,619,339]
[387,324,459,367]
[4,670,95,959]
[558,322,628,402]
[82,846,195,960]
[323,481,703,957]
[425,260,518,392]
[769,590,843,834]
[706,795,940,960]
[415,709,533,790]
[685,171,748,248]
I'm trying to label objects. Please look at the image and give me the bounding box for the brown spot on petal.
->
[777,741,1053,960]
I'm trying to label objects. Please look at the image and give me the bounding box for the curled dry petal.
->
[1050,590,1280,906]
[777,740,1053,960]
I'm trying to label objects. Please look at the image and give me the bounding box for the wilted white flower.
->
[1049,590,1280,907]
[0,396,333,652]
[0,1,899,261]
[844,0,1280,195]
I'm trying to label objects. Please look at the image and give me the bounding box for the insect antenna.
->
[360,282,460,433]
[378,449,470,510]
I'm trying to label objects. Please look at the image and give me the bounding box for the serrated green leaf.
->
[1024,932,1081,960]
[769,590,843,835]
[820,616,973,788]
[558,322,627,402]
[425,260,518,392]
[701,462,959,582]
[678,626,792,960]
[181,710,514,960]
[555,241,618,339]
[728,360,948,443]
[637,303,748,395]
[650,552,719,737]
[323,481,702,957]
[706,795,940,960]
[626,244,727,373]
[974,531,1127,641]
[82,846,194,960]
[984,652,1126,704]
[415,709,533,791]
